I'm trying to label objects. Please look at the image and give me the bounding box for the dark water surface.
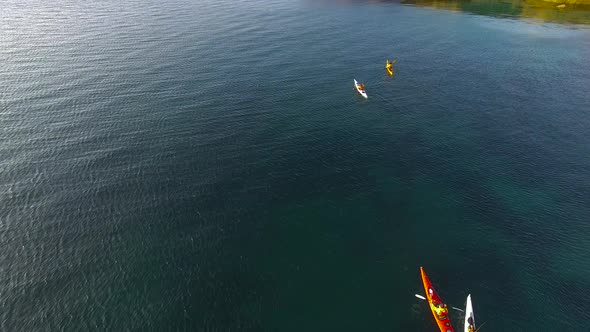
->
[1,0,590,330]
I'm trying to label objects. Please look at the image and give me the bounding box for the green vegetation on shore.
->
[402,0,590,24]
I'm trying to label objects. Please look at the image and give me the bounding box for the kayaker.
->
[433,302,448,319]
[359,84,365,91]
[386,59,396,69]
[467,317,475,332]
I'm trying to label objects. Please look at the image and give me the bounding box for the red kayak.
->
[420,267,454,332]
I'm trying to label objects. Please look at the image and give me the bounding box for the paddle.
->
[414,294,464,312]
[475,321,486,332]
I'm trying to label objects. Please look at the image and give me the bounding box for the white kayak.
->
[354,79,367,99]
[464,294,475,332]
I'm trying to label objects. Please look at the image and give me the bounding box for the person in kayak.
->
[359,84,365,91]
[467,317,475,332]
[432,302,449,320]
[386,59,396,71]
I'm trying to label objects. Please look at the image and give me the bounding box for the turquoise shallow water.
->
[1,0,590,330]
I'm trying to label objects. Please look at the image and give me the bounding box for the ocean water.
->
[1,0,590,330]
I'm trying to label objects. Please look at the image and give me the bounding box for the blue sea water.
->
[1,0,590,330]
